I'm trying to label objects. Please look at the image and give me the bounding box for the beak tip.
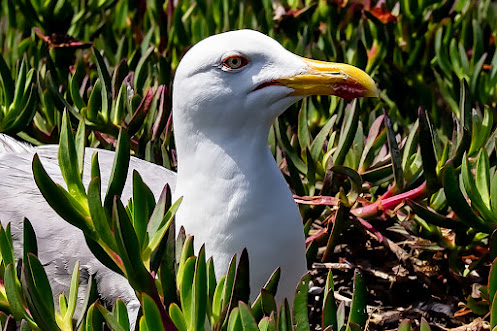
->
[365,85,380,98]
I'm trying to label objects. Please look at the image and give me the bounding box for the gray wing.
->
[0,141,176,326]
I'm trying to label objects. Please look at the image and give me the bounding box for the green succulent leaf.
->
[258,316,277,331]
[96,303,126,331]
[443,162,494,233]
[32,154,95,236]
[59,110,88,207]
[346,269,367,330]
[113,299,130,330]
[251,268,280,321]
[142,293,166,331]
[398,319,412,331]
[104,129,130,214]
[169,302,188,331]
[420,317,431,331]
[293,273,310,331]
[334,100,359,166]
[227,307,242,331]
[278,299,292,331]
[238,302,259,331]
[179,256,196,329]
[4,264,32,325]
[194,245,207,331]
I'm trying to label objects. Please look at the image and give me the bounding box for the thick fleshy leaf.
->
[169,302,187,331]
[489,257,497,306]
[384,110,403,191]
[475,149,491,207]
[134,46,155,95]
[443,162,493,233]
[227,307,242,331]
[418,108,439,192]
[469,106,493,155]
[96,303,126,331]
[75,119,86,176]
[194,245,207,331]
[11,57,27,111]
[69,71,86,111]
[159,219,178,306]
[132,170,156,246]
[22,218,37,263]
[251,268,280,320]
[142,293,167,331]
[4,264,31,323]
[0,55,14,104]
[461,154,496,223]
[258,316,277,331]
[147,184,172,237]
[337,301,346,330]
[223,254,238,309]
[346,269,367,330]
[322,270,337,329]
[177,235,194,289]
[144,197,182,264]
[260,289,277,318]
[63,261,80,325]
[278,299,292,331]
[293,273,310,331]
[212,276,226,323]
[232,248,250,305]
[310,115,337,162]
[298,105,311,150]
[3,83,37,134]
[275,118,307,174]
[179,256,196,329]
[407,199,467,231]
[127,87,156,137]
[104,129,130,214]
[32,154,95,236]
[59,110,88,205]
[217,254,238,330]
[75,274,98,329]
[87,79,103,122]
[207,257,217,307]
[334,100,359,166]
[113,299,130,330]
[93,48,112,120]
[238,302,259,331]
[420,317,431,331]
[398,319,412,331]
[88,155,117,251]
[322,204,351,262]
[113,198,154,290]
[21,254,59,330]
[491,170,497,215]
[360,115,385,172]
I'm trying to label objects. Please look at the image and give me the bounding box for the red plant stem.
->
[301,182,428,245]
[379,184,398,200]
[351,181,427,218]
[306,227,327,245]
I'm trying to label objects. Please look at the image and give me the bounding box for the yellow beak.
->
[277,58,379,100]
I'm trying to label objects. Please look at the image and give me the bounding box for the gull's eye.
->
[222,55,248,70]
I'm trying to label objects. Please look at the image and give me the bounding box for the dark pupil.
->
[231,58,240,67]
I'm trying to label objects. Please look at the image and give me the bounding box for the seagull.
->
[0,29,377,326]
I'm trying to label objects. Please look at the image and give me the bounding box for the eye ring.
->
[222,55,249,70]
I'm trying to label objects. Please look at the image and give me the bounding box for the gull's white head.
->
[171,30,378,302]
[172,30,378,136]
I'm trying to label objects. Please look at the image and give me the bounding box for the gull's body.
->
[0,136,175,325]
[0,30,377,327]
